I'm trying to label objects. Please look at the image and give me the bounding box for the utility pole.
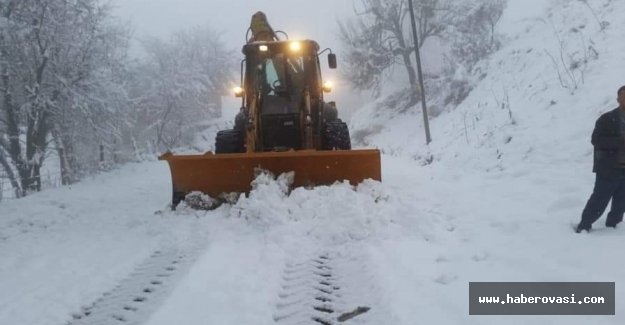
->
[407,0,432,144]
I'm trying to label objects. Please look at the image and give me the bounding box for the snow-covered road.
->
[0,156,623,325]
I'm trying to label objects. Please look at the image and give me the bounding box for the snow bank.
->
[225,170,447,245]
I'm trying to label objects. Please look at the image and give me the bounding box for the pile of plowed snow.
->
[176,170,452,245]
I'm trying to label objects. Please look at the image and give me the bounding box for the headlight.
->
[233,86,244,97]
[289,41,301,52]
[259,45,268,52]
[322,81,333,93]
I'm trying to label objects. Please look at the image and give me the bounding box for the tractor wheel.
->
[215,129,244,153]
[323,101,338,122]
[322,120,351,150]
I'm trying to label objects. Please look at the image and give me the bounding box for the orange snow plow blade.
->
[159,149,381,208]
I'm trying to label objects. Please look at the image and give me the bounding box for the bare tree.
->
[449,0,506,68]
[130,27,234,152]
[0,0,131,195]
[47,1,131,183]
[0,2,234,198]
[0,0,58,194]
[338,0,451,102]
[338,0,507,105]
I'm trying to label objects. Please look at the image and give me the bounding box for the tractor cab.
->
[236,40,336,151]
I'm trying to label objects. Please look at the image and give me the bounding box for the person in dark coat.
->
[576,85,625,233]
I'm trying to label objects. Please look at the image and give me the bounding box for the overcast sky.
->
[113,0,356,53]
[110,0,548,118]
[112,0,366,114]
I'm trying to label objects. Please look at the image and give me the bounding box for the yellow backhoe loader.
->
[159,12,381,208]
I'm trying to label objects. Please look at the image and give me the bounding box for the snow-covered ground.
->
[1,153,623,324]
[2,0,625,324]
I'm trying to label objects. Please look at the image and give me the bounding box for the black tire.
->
[323,101,338,122]
[322,120,351,150]
[234,111,246,133]
[215,129,244,153]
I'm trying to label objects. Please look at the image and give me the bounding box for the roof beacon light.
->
[289,41,301,52]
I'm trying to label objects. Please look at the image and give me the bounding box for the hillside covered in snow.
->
[352,0,623,172]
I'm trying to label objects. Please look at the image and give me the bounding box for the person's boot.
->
[575,223,592,233]
[605,212,622,229]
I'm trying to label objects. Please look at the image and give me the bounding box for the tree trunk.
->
[0,149,21,198]
[58,147,75,185]
[20,101,50,194]
[401,50,419,105]
[392,20,419,106]
[64,137,80,181]
[18,162,40,194]
[51,125,76,185]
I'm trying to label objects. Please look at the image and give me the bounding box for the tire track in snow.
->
[273,253,340,324]
[64,242,206,325]
[273,244,390,324]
